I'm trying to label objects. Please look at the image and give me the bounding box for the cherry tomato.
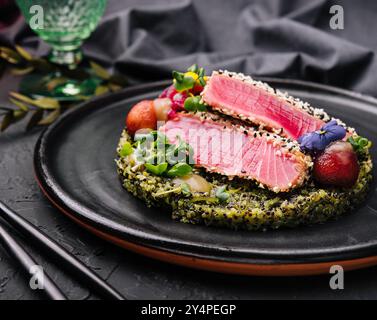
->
[126,100,157,136]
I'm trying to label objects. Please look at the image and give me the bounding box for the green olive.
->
[173,174,211,193]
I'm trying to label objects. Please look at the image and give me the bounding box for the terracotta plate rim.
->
[34,170,377,276]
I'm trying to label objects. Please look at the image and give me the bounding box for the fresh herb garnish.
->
[172,64,207,93]
[145,162,168,176]
[167,163,192,177]
[119,141,133,157]
[215,186,230,202]
[172,71,196,92]
[130,130,195,178]
[184,96,207,112]
[180,183,191,196]
[162,64,208,117]
[187,64,206,86]
[348,136,372,154]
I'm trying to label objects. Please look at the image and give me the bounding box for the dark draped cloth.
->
[1,0,377,96]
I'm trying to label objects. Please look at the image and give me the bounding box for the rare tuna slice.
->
[202,71,328,139]
[160,113,310,192]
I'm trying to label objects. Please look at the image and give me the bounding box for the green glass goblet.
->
[16,0,108,100]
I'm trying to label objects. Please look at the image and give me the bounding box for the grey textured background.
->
[2,0,377,95]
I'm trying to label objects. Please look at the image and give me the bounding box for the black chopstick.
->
[0,201,126,300]
[0,223,67,300]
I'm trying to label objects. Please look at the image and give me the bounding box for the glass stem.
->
[49,48,82,69]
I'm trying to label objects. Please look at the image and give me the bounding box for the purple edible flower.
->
[298,120,346,153]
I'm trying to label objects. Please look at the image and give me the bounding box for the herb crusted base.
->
[116,130,373,231]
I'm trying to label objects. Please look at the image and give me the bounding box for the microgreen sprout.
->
[119,141,133,157]
[131,130,195,178]
[172,64,207,92]
[184,96,207,112]
[167,163,192,177]
[348,135,372,154]
[215,186,230,202]
[145,163,168,176]
[180,183,191,196]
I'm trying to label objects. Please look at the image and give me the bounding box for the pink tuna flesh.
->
[202,72,324,139]
[160,113,308,192]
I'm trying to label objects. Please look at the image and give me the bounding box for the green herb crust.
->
[116,130,373,231]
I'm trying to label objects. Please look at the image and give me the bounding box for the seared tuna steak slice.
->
[160,113,310,192]
[202,71,329,139]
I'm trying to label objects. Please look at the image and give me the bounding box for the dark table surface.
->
[1,72,377,300]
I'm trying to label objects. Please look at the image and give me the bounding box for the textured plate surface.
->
[34,79,377,271]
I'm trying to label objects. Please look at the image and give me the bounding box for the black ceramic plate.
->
[34,79,377,276]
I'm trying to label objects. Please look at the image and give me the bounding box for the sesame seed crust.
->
[201,70,357,136]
